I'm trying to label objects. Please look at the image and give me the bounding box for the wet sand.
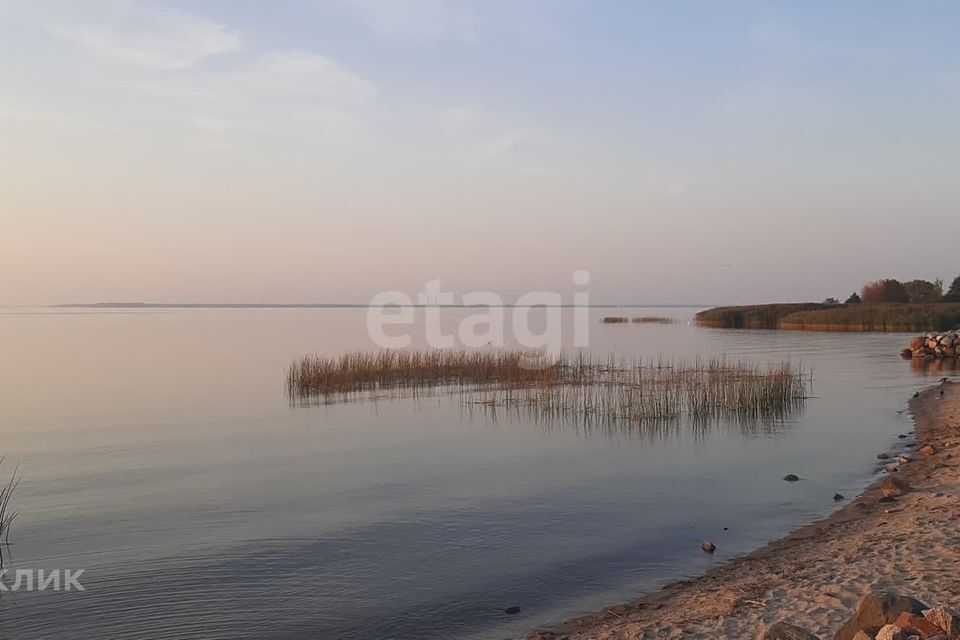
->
[530,381,960,640]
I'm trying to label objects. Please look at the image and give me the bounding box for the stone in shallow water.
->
[700,541,716,553]
[834,493,845,501]
[783,474,800,482]
[504,606,521,615]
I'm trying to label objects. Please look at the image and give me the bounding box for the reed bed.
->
[286,349,559,398]
[632,316,675,324]
[287,350,808,424]
[463,355,806,423]
[0,459,19,565]
[601,316,629,323]
[696,302,960,332]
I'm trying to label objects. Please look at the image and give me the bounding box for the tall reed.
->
[286,350,808,423]
[0,459,19,565]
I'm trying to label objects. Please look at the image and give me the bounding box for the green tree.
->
[845,292,861,304]
[945,276,960,302]
[903,279,943,303]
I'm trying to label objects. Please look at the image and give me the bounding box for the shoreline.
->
[530,381,960,639]
[695,302,960,332]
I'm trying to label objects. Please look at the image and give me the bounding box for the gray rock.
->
[783,474,800,482]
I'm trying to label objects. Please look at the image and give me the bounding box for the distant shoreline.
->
[696,302,960,332]
[530,382,960,639]
[49,303,707,309]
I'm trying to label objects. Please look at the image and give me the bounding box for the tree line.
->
[831,276,960,305]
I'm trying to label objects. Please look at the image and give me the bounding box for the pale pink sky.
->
[2,1,958,306]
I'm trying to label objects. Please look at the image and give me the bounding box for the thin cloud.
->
[46,2,241,70]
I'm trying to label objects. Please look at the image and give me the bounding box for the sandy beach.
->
[530,381,960,640]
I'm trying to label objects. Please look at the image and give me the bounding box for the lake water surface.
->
[0,307,953,639]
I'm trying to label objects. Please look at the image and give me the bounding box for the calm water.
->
[0,307,954,639]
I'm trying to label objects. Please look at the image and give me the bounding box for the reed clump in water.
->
[601,316,629,323]
[287,350,808,423]
[632,316,675,324]
[0,459,19,566]
[464,355,807,423]
[286,349,559,398]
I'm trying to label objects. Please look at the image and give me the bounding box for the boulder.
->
[881,476,912,498]
[834,591,929,640]
[875,624,907,640]
[701,541,716,553]
[923,605,960,638]
[893,611,947,639]
[761,621,822,640]
[784,474,800,482]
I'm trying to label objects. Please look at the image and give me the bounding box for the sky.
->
[1,0,958,306]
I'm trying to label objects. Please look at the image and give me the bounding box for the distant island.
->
[697,276,960,331]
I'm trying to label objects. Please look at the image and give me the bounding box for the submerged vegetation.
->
[697,303,960,332]
[287,350,808,424]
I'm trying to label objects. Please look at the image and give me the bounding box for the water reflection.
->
[463,399,801,442]
[909,356,958,376]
